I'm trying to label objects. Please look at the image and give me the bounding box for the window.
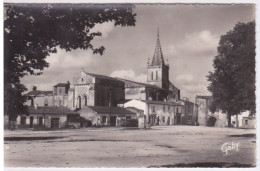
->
[168,106,170,112]
[59,100,62,106]
[151,72,153,80]
[156,71,158,80]
[84,96,87,106]
[54,88,57,95]
[152,106,155,112]
[126,116,131,120]
[102,116,107,124]
[44,99,48,106]
[163,106,165,112]
[77,96,81,109]
[31,98,34,106]
[81,78,84,82]
[39,117,43,126]
[21,116,26,125]
[59,88,62,94]
[162,116,165,123]
[245,120,248,125]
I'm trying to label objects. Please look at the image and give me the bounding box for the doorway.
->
[176,114,181,124]
[110,116,117,126]
[51,118,60,129]
[207,117,217,127]
[30,116,34,128]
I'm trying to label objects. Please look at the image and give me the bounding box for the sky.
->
[20,4,255,101]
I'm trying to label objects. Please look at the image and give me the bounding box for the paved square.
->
[4,126,256,167]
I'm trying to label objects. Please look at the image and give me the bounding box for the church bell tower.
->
[147,29,169,90]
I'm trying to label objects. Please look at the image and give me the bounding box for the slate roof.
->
[151,29,165,66]
[87,106,136,115]
[27,106,79,115]
[25,90,53,96]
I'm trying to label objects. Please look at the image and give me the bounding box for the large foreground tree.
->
[207,21,255,127]
[4,4,136,122]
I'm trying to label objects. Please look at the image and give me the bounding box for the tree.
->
[4,4,136,122]
[207,21,255,127]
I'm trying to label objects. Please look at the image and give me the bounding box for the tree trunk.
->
[227,112,231,127]
[236,114,239,128]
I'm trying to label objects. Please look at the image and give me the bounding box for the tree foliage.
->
[207,21,255,125]
[4,4,136,121]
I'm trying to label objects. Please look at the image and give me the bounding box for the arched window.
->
[156,71,158,80]
[77,96,81,109]
[84,95,87,106]
[151,72,153,80]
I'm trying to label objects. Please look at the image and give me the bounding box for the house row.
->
[5,31,202,129]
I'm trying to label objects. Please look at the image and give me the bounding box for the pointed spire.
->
[151,28,165,66]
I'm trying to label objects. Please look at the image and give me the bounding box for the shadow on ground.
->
[149,162,255,168]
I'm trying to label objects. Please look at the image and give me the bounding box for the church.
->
[65,31,182,126]
[68,31,180,109]
[17,31,186,129]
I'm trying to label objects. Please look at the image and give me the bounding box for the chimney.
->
[32,86,37,91]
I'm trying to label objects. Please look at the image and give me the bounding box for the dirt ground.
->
[4,126,256,168]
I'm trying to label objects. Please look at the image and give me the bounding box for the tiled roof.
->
[117,99,132,104]
[126,107,144,112]
[83,71,122,82]
[87,106,136,115]
[116,77,166,91]
[196,95,212,99]
[53,83,69,87]
[27,106,78,115]
[169,81,179,91]
[25,90,53,96]
[141,100,183,106]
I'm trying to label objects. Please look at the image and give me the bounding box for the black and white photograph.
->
[2,0,258,169]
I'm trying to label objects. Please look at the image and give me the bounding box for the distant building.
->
[11,30,184,129]
[17,106,79,129]
[124,99,183,126]
[68,71,125,110]
[78,106,136,126]
[24,86,53,107]
[196,95,227,127]
[53,81,70,107]
[179,99,198,125]
[242,116,256,129]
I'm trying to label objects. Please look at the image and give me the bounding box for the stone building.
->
[17,106,79,129]
[68,71,125,110]
[78,106,136,126]
[17,31,184,129]
[53,81,70,107]
[24,86,53,107]
[196,95,227,127]
[116,31,180,103]
[124,99,183,126]
[179,99,198,125]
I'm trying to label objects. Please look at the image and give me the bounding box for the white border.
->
[1,0,259,171]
